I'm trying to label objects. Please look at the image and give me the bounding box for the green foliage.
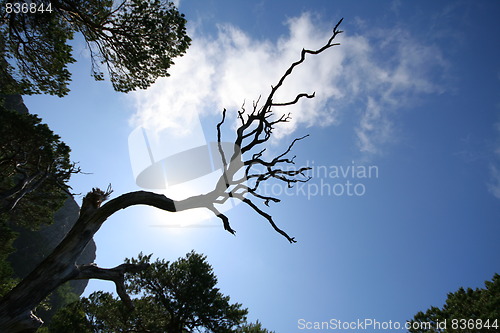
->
[126,251,248,332]
[1,0,191,96]
[236,320,275,333]
[48,251,261,332]
[36,282,81,324]
[0,99,76,301]
[408,274,500,333]
[43,300,92,333]
[0,102,73,229]
[0,1,75,96]
[0,215,18,298]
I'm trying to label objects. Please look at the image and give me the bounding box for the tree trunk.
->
[0,190,181,332]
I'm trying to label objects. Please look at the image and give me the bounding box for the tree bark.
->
[0,190,193,332]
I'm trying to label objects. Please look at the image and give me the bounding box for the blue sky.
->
[24,0,500,332]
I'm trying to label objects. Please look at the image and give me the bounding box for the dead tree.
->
[0,19,343,332]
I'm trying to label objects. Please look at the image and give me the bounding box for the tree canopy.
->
[45,251,273,332]
[0,95,78,309]
[408,273,500,333]
[0,0,191,96]
[0,98,76,228]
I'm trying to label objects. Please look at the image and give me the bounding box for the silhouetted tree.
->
[237,320,275,333]
[408,273,500,333]
[46,251,249,332]
[0,99,78,226]
[0,96,78,301]
[0,19,344,332]
[0,0,191,96]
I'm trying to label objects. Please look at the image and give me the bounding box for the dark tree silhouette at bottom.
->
[47,252,250,332]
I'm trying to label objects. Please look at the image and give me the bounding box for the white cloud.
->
[129,13,447,153]
[129,13,346,139]
[341,28,447,153]
[355,97,392,153]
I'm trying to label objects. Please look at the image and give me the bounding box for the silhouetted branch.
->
[76,263,150,310]
[212,18,343,242]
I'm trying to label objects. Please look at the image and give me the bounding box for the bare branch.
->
[271,92,315,107]
[210,19,343,241]
[75,263,150,310]
[206,205,236,235]
[263,17,343,110]
[238,194,296,243]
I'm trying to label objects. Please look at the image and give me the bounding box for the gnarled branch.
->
[212,19,343,241]
[76,263,150,310]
